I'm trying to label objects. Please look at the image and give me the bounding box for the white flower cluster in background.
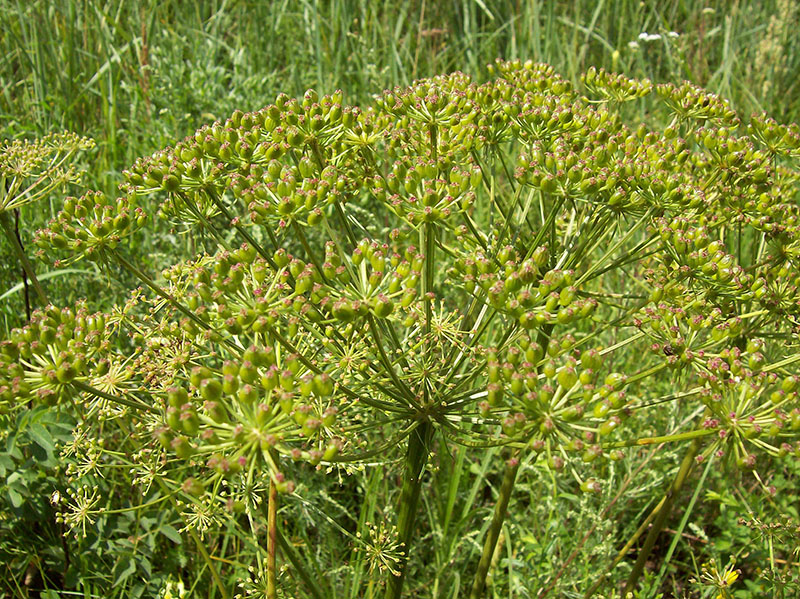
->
[628,30,679,50]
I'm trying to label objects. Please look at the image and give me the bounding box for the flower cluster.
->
[0,131,94,213]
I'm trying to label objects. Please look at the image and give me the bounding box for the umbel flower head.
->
[9,60,800,594]
[0,131,94,213]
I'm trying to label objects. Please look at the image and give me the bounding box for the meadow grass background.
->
[1,1,800,597]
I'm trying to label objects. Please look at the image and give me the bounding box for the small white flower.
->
[637,32,662,42]
[628,41,640,50]
[668,31,680,38]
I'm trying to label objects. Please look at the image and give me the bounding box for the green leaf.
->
[0,453,12,476]
[159,524,182,545]
[27,423,55,454]
[113,555,137,585]
[7,487,23,508]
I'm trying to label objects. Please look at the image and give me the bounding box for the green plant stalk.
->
[470,324,554,597]
[275,527,326,599]
[204,189,276,267]
[71,379,158,414]
[384,420,434,599]
[267,478,278,599]
[654,452,714,585]
[469,453,520,599]
[367,315,417,405]
[0,210,48,306]
[624,439,700,595]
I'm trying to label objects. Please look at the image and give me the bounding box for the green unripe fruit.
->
[56,363,76,383]
[238,384,258,404]
[598,416,620,437]
[222,374,239,395]
[156,428,173,450]
[561,404,583,422]
[261,366,278,390]
[302,418,321,437]
[200,378,223,402]
[313,373,334,397]
[593,401,610,419]
[256,402,272,426]
[510,373,525,396]
[557,366,578,391]
[332,299,356,322]
[166,406,181,430]
[278,391,294,415]
[182,477,205,497]
[782,376,798,393]
[322,406,337,427]
[791,411,800,430]
[607,391,626,409]
[171,436,195,459]
[323,442,340,461]
[372,295,394,318]
[39,327,57,345]
[279,369,295,391]
[543,361,556,380]
[180,409,200,436]
[748,352,765,372]
[240,361,259,384]
[580,479,601,493]
[487,382,504,406]
[190,366,213,389]
[167,387,189,408]
[556,307,574,324]
[205,401,228,424]
[604,372,625,390]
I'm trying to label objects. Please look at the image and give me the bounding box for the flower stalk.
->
[469,453,521,599]
[385,421,434,599]
[267,477,278,599]
[624,439,701,594]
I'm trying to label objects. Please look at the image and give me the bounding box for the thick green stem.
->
[267,478,278,599]
[0,210,48,306]
[423,222,436,338]
[624,439,700,594]
[469,455,520,599]
[384,421,433,599]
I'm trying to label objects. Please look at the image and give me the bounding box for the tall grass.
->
[2,1,799,179]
